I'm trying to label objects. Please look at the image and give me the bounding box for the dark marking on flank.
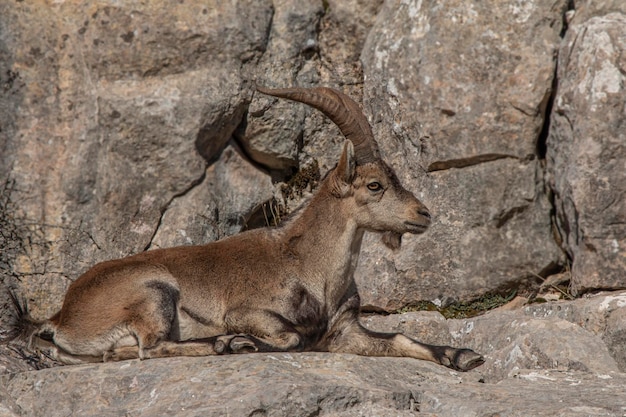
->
[290,285,327,343]
[145,281,179,325]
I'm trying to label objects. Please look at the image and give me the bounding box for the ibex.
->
[15,86,484,371]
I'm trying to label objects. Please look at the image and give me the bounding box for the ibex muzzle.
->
[14,86,484,372]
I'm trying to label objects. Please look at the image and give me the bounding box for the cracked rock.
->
[151,144,275,249]
[546,12,626,295]
[0,0,272,319]
[356,0,568,308]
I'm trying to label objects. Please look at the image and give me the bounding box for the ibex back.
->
[23,86,484,371]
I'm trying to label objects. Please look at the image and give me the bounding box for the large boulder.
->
[364,290,626,379]
[2,354,626,417]
[0,0,272,318]
[236,0,324,172]
[546,11,626,295]
[150,144,275,249]
[356,0,567,309]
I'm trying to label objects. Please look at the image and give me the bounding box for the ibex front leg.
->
[322,299,484,372]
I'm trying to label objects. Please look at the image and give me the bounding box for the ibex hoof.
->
[103,347,140,362]
[215,335,258,354]
[214,338,227,354]
[439,348,484,371]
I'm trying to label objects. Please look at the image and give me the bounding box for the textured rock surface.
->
[0,0,272,318]
[3,293,626,417]
[364,291,626,379]
[356,0,568,309]
[546,12,626,295]
[236,0,323,172]
[150,144,275,248]
[2,356,626,417]
[2,0,624,317]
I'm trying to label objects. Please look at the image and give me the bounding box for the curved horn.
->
[256,85,380,164]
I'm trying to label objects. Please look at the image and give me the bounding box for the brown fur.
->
[18,87,484,371]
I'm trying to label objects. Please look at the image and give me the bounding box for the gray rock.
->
[237,0,324,172]
[363,291,626,382]
[356,158,561,310]
[450,311,619,382]
[362,0,567,162]
[150,144,275,249]
[604,306,626,372]
[2,353,625,417]
[520,291,626,372]
[419,368,626,417]
[357,0,567,308]
[0,0,271,319]
[546,12,626,295]
[569,0,626,24]
[317,0,384,85]
[520,291,626,335]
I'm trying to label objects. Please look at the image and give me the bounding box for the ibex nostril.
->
[419,209,431,219]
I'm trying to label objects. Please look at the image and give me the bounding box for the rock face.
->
[1,0,626,415]
[546,11,626,295]
[356,0,568,309]
[0,0,272,318]
[4,355,626,417]
[363,291,626,377]
[1,0,624,317]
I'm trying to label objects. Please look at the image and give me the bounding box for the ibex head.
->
[257,86,431,249]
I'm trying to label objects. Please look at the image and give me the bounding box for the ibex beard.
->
[13,86,484,372]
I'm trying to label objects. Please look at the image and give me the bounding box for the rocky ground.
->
[2,290,625,416]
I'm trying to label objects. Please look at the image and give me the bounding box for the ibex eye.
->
[367,182,382,191]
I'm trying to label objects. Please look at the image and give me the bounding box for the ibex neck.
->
[281,189,363,307]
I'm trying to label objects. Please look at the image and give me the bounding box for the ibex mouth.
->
[404,221,429,234]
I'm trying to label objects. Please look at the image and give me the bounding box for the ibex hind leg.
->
[30,334,102,365]
[105,335,263,361]
[328,322,484,371]
[51,279,180,363]
[104,340,220,361]
[118,280,180,360]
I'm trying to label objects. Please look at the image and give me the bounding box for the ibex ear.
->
[336,140,356,185]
